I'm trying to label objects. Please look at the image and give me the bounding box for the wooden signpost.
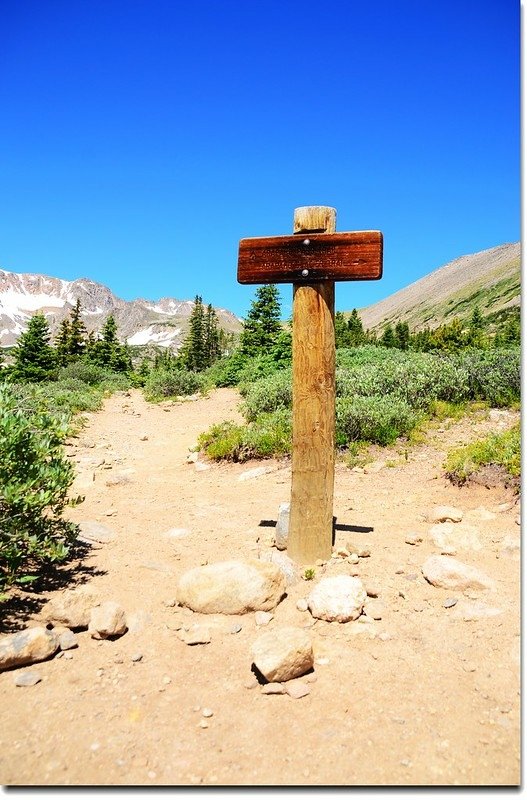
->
[238,206,383,565]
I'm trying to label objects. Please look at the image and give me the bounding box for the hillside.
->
[357,242,520,331]
[0,269,242,349]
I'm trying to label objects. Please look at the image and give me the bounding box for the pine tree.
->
[395,320,410,350]
[335,311,351,348]
[380,324,396,348]
[55,319,71,367]
[68,299,87,358]
[204,304,221,367]
[87,315,131,372]
[347,308,366,346]
[180,296,207,371]
[11,313,57,382]
[240,285,282,357]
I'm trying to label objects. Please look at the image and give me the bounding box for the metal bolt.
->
[302,269,309,277]
[303,238,310,245]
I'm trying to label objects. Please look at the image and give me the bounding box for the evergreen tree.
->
[380,324,396,348]
[335,311,351,348]
[11,313,57,382]
[180,296,207,371]
[68,299,87,358]
[347,308,366,346]
[204,304,221,367]
[502,313,520,346]
[55,319,71,367]
[87,315,131,372]
[395,320,410,350]
[240,285,282,357]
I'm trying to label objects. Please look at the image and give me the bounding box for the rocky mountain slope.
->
[0,269,242,349]
[357,242,520,331]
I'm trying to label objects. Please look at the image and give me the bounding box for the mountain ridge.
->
[0,268,242,349]
[356,241,520,331]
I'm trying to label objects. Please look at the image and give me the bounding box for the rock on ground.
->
[427,506,464,524]
[307,575,366,622]
[177,560,286,615]
[42,586,101,629]
[88,602,127,640]
[251,627,313,682]
[421,555,496,592]
[274,502,290,550]
[0,627,59,672]
[78,520,116,544]
[258,550,300,587]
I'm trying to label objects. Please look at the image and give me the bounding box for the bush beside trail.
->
[200,346,520,460]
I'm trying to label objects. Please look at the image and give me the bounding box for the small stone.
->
[357,548,371,558]
[296,599,308,612]
[315,657,329,666]
[377,632,391,642]
[178,624,211,645]
[463,662,477,673]
[307,575,366,622]
[427,505,464,524]
[255,611,274,626]
[58,629,78,651]
[162,676,171,685]
[163,528,191,540]
[315,559,326,567]
[443,598,458,609]
[285,681,310,699]
[305,673,317,683]
[348,554,359,565]
[230,623,243,634]
[88,602,127,640]
[336,547,350,558]
[422,555,495,592]
[274,502,290,550]
[238,466,274,482]
[364,600,384,620]
[243,678,258,689]
[359,614,375,624]
[261,683,285,695]
[198,720,209,729]
[131,653,143,662]
[14,670,42,687]
[365,584,380,598]
[43,586,101,629]
[202,708,213,718]
[405,533,422,546]
[164,599,177,608]
[251,627,313,682]
[63,651,74,660]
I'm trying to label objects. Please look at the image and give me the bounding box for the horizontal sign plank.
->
[237,231,383,284]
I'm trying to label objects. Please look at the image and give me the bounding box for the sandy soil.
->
[0,388,520,787]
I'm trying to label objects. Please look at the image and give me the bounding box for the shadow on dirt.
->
[0,541,107,634]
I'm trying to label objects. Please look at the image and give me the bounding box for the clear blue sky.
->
[0,0,519,319]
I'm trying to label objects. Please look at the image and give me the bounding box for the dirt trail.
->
[0,389,520,786]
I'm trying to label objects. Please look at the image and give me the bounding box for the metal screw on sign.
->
[237,206,383,565]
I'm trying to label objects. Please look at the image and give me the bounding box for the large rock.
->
[429,522,482,555]
[258,549,300,587]
[251,627,313,682]
[88,601,127,640]
[307,575,366,622]
[427,506,464,524]
[421,555,495,591]
[42,586,101,629]
[177,560,286,615]
[0,627,59,672]
[274,502,290,550]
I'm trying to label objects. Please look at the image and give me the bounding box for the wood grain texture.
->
[287,206,336,564]
[293,206,336,234]
[288,281,335,564]
[237,231,383,284]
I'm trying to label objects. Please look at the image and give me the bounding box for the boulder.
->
[421,555,495,592]
[307,575,366,622]
[251,627,313,682]
[430,523,482,555]
[88,601,127,640]
[177,560,286,615]
[0,627,59,672]
[274,502,290,550]
[43,586,101,629]
[427,506,464,524]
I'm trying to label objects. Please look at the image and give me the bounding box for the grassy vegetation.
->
[200,345,520,461]
[445,423,520,485]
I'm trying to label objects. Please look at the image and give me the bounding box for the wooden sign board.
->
[238,230,383,285]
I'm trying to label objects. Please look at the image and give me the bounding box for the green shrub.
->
[205,351,248,387]
[453,348,520,407]
[144,367,209,401]
[0,382,81,590]
[242,369,292,420]
[336,394,419,446]
[57,361,115,386]
[199,409,292,461]
[445,423,520,484]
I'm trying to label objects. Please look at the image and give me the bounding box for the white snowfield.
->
[127,326,181,346]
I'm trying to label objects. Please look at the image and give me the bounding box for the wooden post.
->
[287,206,336,564]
